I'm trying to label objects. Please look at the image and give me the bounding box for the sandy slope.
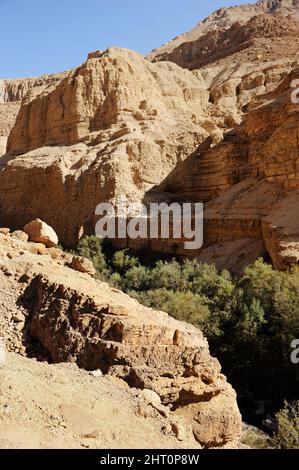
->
[0,352,200,449]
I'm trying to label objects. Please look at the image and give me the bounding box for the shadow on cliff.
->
[142,127,240,206]
[0,151,21,167]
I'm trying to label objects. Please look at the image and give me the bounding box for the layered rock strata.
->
[0,230,242,448]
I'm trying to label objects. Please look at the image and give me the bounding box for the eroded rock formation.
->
[1,2,299,271]
[0,48,213,244]
[1,45,299,255]
[0,74,65,104]
[148,0,299,67]
[0,230,242,448]
[156,69,299,271]
[0,73,66,156]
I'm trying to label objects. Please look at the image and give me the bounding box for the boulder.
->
[23,219,58,248]
[68,256,96,276]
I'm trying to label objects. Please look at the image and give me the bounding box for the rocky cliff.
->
[1,1,299,271]
[151,13,299,70]
[154,68,299,271]
[0,48,213,244]
[0,74,66,103]
[0,229,242,448]
[0,73,66,155]
[1,46,298,256]
[149,0,299,67]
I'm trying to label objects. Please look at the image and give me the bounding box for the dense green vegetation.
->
[75,236,299,437]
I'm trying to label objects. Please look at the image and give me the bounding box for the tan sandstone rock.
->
[2,4,299,273]
[0,48,212,245]
[11,230,29,242]
[68,256,96,276]
[0,230,242,448]
[24,272,242,448]
[24,219,58,248]
[148,1,299,68]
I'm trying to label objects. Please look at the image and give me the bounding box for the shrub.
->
[182,260,234,314]
[219,260,299,405]
[108,272,123,289]
[112,250,140,275]
[149,260,183,290]
[130,288,210,329]
[123,266,151,291]
[271,401,299,449]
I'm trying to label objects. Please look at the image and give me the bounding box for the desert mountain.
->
[0,48,213,244]
[2,0,299,451]
[149,13,299,70]
[149,0,299,67]
[1,44,299,272]
[2,0,299,269]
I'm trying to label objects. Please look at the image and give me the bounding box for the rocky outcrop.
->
[24,274,241,448]
[1,45,298,251]
[149,0,299,67]
[153,69,299,271]
[0,73,66,103]
[0,73,66,153]
[0,230,242,448]
[2,5,299,270]
[162,70,299,201]
[0,48,213,245]
[7,48,209,155]
[151,14,299,70]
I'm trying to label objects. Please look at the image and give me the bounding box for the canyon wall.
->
[0,48,213,244]
[0,73,66,155]
[1,3,299,271]
[1,48,299,271]
[0,73,66,103]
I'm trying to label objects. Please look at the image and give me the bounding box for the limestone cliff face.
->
[163,70,299,200]
[1,44,298,248]
[0,73,66,154]
[159,70,299,271]
[151,14,299,70]
[0,73,66,103]
[1,48,213,244]
[7,48,209,155]
[1,10,299,270]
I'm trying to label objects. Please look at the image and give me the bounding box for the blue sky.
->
[0,0,255,78]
